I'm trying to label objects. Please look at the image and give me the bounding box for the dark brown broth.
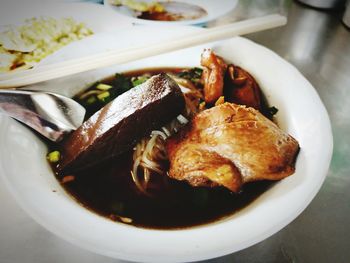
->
[54,68,275,229]
[60,151,273,229]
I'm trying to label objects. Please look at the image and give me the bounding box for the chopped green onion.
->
[131,76,149,87]
[194,67,203,75]
[86,96,96,105]
[97,91,110,101]
[113,73,132,92]
[47,151,60,163]
[96,83,113,91]
[178,67,203,83]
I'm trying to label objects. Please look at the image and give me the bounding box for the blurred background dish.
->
[0,1,131,72]
[297,0,345,9]
[103,0,238,26]
[342,1,350,27]
[0,1,130,32]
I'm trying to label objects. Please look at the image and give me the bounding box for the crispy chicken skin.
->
[201,49,227,104]
[166,103,299,192]
[225,65,263,112]
[201,50,263,113]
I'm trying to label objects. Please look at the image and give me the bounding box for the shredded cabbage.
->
[0,17,93,72]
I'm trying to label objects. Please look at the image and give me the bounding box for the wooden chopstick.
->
[0,14,287,88]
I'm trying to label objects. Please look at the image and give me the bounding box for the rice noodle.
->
[161,127,171,137]
[78,90,103,100]
[130,75,201,194]
[130,116,190,193]
[131,157,145,193]
[151,130,167,140]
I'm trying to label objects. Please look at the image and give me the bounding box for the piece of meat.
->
[201,49,227,104]
[166,103,299,192]
[224,65,263,112]
[59,73,185,174]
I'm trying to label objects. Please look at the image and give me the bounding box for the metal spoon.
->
[0,90,85,142]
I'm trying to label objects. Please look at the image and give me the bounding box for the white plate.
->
[0,26,333,262]
[0,1,131,73]
[103,0,238,26]
[0,1,131,32]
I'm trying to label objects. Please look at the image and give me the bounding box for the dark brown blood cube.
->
[58,73,185,174]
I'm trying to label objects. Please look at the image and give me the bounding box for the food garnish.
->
[96,83,113,91]
[47,150,61,163]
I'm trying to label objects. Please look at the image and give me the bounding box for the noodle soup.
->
[50,67,275,229]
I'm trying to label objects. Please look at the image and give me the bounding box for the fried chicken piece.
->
[166,103,299,192]
[201,49,227,104]
[225,65,263,111]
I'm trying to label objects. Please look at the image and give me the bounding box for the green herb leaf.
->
[131,75,149,87]
[47,150,60,163]
[86,96,96,105]
[178,67,203,84]
[97,91,110,102]
[113,73,132,92]
[268,106,279,116]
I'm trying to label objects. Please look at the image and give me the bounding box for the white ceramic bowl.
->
[0,26,333,262]
[103,0,238,26]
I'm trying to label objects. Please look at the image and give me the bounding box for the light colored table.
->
[1,1,349,262]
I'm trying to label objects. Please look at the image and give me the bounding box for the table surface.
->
[1,1,349,263]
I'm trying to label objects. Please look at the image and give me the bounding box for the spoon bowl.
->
[0,90,85,142]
